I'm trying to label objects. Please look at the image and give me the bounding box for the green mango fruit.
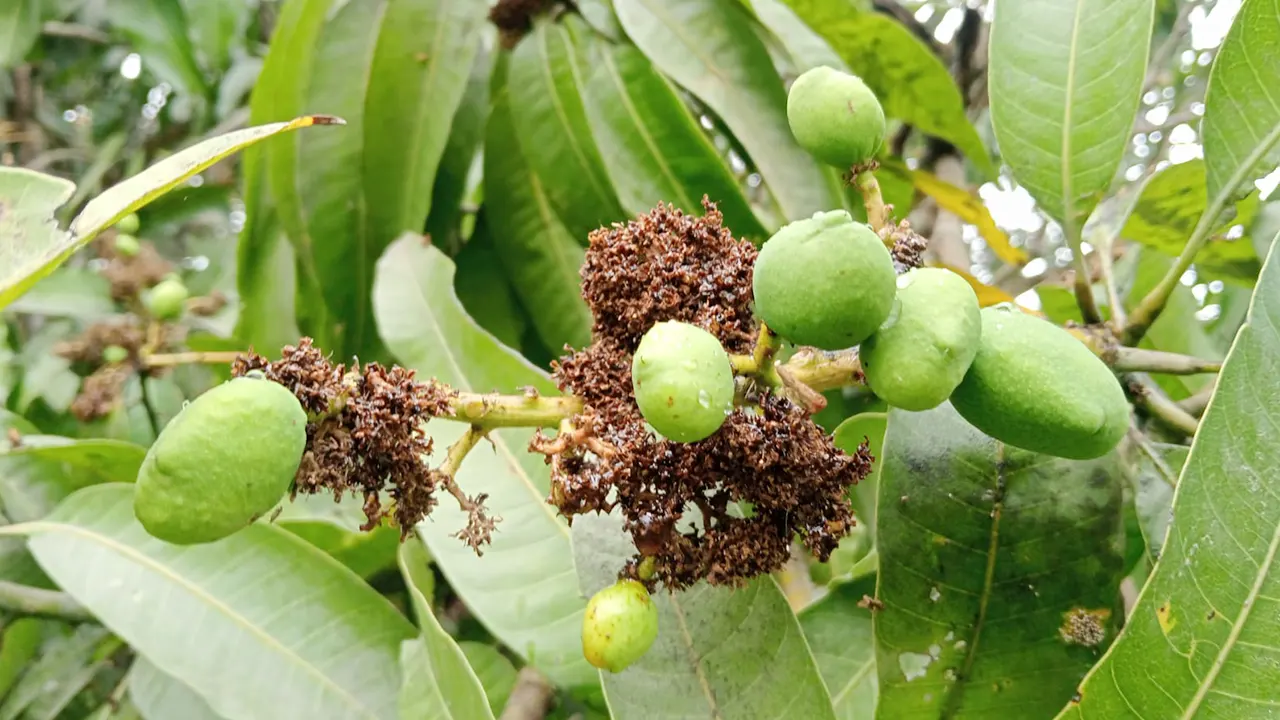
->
[114,212,140,235]
[133,375,308,544]
[101,345,129,365]
[861,268,982,411]
[582,580,659,673]
[145,278,188,320]
[752,210,896,350]
[950,306,1129,460]
[632,321,735,443]
[786,66,886,169]
[113,233,141,257]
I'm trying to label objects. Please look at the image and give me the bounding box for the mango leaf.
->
[1060,234,1280,718]
[579,41,768,241]
[261,0,482,360]
[941,265,1027,310]
[425,47,491,254]
[746,0,846,76]
[129,658,225,720]
[832,412,885,538]
[614,0,843,221]
[458,643,518,717]
[779,0,996,180]
[989,0,1153,240]
[1122,160,1261,285]
[508,18,625,243]
[454,217,528,351]
[799,576,878,719]
[484,90,592,352]
[0,624,113,720]
[107,0,207,103]
[0,436,146,487]
[4,267,116,319]
[0,0,40,68]
[1201,0,1280,207]
[0,117,335,311]
[181,0,247,73]
[14,484,416,720]
[1126,441,1185,563]
[572,510,838,720]
[890,163,1029,265]
[396,539,496,720]
[0,619,49,700]
[275,494,399,580]
[875,403,1125,717]
[372,235,595,688]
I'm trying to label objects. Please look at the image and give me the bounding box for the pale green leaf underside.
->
[129,658,226,720]
[1061,232,1280,718]
[372,236,595,688]
[989,0,1153,236]
[18,484,413,720]
[572,511,837,720]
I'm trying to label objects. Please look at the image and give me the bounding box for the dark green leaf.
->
[579,42,767,241]
[1122,160,1261,285]
[1201,0,1280,206]
[18,484,416,720]
[484,90,592,352]
[107,0,208,102]
[128,658,225,720]
[1126,441,1184,562]
[799,576,878,719]
[572,511,838,720]
[372,236,595,688]
[0,624,112,720]
[508,19,625,242]
[425,48,492,255]
[0,619,50,700]
[0,0,39,68]
[1062,235,1280,718]
[614,0,844,221]
[396,540,497,720]
[453,216,529,351]
[780,0,996,179]
[875,403,1125,717]
[989,0,1154,239]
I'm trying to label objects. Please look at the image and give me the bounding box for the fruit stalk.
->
[1124,374,1200,437]
[1107,347,1221,375]
[1063,226,1103,325]
[854,169,890,234]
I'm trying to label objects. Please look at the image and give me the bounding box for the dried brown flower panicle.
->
[542,198,873,591]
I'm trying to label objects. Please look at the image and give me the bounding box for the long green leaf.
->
[1202,0,1280,206]
[0,116,335,312]
[1060,232,1280,717]
[396,540,496,720]
[107,0,208,102]
[0,0,39,68]
[989,0,1154,239]
[484,91,592,352]
[800,577,878,719]
[1122,159,1261,286]
[508,18,625,242]
[572,511,838,720]
[580,41,768,240]
[372,235,595,688]
[875,403,1125,717]
[614,0,843,222]
[0,625,112,720]
[780,0,996,179]
[128,658,226,720]
[425,47,491,254]
[181,0,247,73]
[17,484,416,720]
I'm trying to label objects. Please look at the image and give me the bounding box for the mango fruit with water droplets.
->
[752,210,896,350]
[861,268,982,411]
[133,374,308,544]
[949,307,1129,460]
[632,321,735,443]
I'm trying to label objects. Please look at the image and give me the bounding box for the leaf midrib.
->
[10,522,378,719]
[1059,0,1086,241]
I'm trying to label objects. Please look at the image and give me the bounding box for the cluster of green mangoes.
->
[111,212,190,320]
[132,372,308,545]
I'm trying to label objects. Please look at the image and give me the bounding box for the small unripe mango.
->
[113,233,141,257]
[787,66,886,169]
[146,278,188,320]
[860,268,981,411]
[133,375,307,544]
[949,306,1129,460]
[102,345,130,365]
[582,580,659,673]
[752,210,896,350]
[114,213,140,235]
[632,321,735,443]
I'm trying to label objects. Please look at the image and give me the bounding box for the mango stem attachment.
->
[854,168,890,234]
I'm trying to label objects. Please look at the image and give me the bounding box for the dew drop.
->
[929,586,942,602]
[697,389,712,408]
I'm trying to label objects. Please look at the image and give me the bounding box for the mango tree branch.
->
[1177,381,1217,418]
[144,350,244,368]
[1107,347,1221,375]
[0,580,92,622]
[1064,226,1103,324]
[448,392,583,429]
[1125,374,1200,437]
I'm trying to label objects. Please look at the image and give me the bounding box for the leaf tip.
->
[302,115,347,127]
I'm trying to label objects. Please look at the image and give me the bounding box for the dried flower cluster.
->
[231,340,497,547]
[95,236,174,303]
[57,319,184,422]
[544,198,873,590]
[488,0,562,48]
[880,219,929,274]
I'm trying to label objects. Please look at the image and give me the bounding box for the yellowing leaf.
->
[910,167,1029,265]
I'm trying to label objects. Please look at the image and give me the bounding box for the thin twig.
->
[41,21,111,43]
[0,580,93,622]
[1177,381,1216,418]
[498,667,555,720]
[1108,347,1221,375]
[1065,225,1103,324]
[1126,375,1200,437]
[143,350,243,368]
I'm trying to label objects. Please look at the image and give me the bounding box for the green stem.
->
[1126,374,1200,437]
[1064,225,1103,325]
[447,392,584,429]
[0,580,92,622]
[854,169,890,234]
[1108,347,1221,375]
